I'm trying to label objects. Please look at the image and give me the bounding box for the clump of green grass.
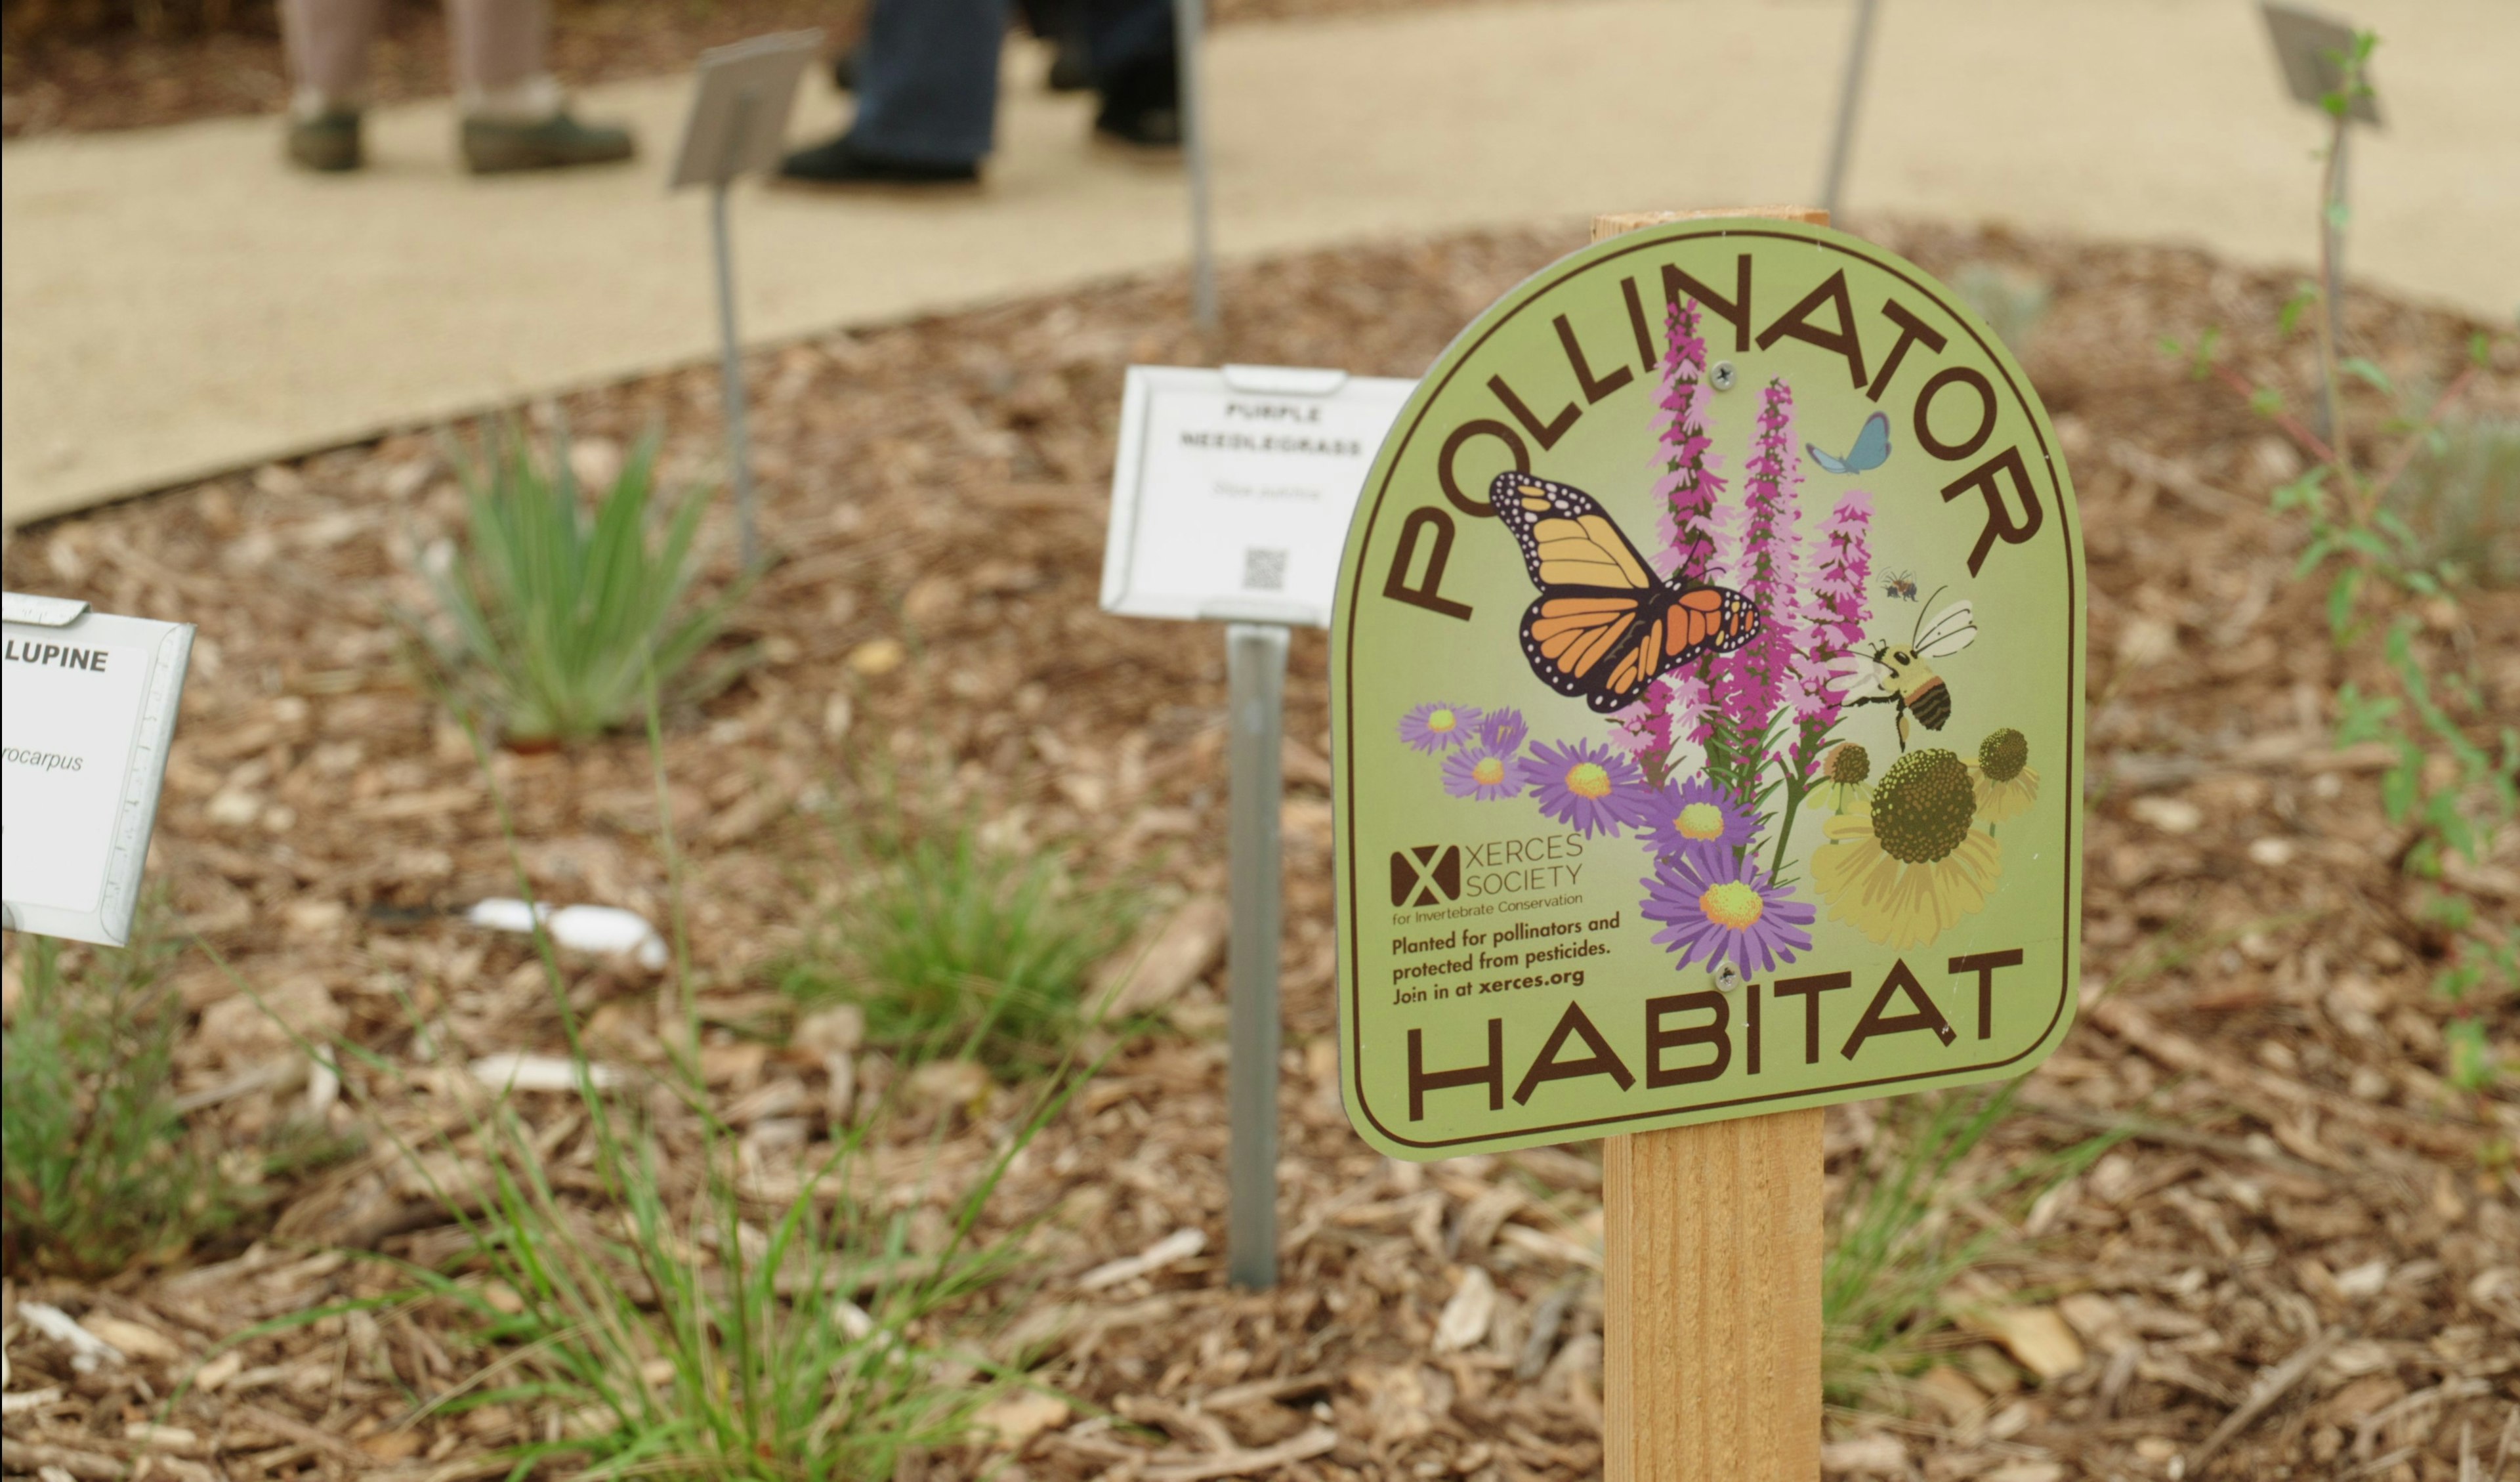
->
[358,713,1065,1477]
[780,818,1143,1073]
[413,425,744,746]
[1822,1087,2119,1408]
[3,925,222,1276]
[397,1064,1048,1479]
[2385,415,2520,589]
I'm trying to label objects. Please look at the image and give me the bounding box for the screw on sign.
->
[1330,208,2086,1479]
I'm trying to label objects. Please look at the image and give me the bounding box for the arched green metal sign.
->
[1332,220,2084,1158]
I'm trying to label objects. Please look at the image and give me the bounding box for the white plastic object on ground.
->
[1431,1265,1498,1353]
[464,898,669,969]
[17,1302,121,1373]
[469,1051,623,1093]
[1076,1228,1207,1290]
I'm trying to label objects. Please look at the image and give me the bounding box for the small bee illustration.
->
[1847,589,1978,750]
[1881,570,1920,603]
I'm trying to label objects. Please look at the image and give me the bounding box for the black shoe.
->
[778,133,980,186]
[1093,49,1181,148]
[1047,35,1094,92]
[287,110,364,172]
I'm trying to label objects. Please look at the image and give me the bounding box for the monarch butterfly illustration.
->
[1488,473,1761,713]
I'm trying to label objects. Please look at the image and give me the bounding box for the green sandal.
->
[460,112,635,175]
[286,110,364,173]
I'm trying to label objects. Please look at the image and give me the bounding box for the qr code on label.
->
[1241,547,1289,591]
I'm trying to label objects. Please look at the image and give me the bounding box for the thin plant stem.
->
[2366,362,2482,507]
[2209,360,2338,469]
[1769,775,1806,883]
[2316,112,2351,481]
[2315,53,2364,510]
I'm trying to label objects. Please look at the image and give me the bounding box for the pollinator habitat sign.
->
[1331,220,2085,1159]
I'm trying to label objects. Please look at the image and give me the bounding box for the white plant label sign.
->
[3,593,194,946]
[1102,364,1416,628]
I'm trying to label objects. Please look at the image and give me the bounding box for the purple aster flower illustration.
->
[1515,738,1655,837]
[1637,776,1756,872]
[1475,707,1529,759]
[1398,702,1483,753]
[1442,746,1522,801]
[1640,851,1816,977]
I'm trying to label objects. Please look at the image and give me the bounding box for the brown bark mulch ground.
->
[2,219,2517,1480]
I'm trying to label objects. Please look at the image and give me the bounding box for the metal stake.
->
[2319,121,2349,441]
[1818,0,1879,224]
[1225,621,1286,1288]
[711,89,760,569]
[1173,0,1219,337]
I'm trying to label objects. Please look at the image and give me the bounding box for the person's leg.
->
[850,0,1009,165]
[1083,0,1177,147]
[447,0,635,172]
[782,0,1005,183]
[447,0,550,116]
[279,0,380,168]
[1017,0,1093,91]
[1082,0,1169,81]
[282,0,380,109]
[835,0,1085,96]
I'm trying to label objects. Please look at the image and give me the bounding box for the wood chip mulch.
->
[3,218,2517,1481]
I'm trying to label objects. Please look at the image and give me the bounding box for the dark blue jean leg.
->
[851,0,1009,165]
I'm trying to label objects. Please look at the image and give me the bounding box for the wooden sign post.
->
[1605,1107,1822,1477]
[1328,205,2086,1477]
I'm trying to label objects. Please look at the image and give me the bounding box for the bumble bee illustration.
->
[1881,570,1920,603]
[1847,589,1977,750]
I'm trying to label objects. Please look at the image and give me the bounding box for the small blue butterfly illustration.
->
[1807,412,1891,475]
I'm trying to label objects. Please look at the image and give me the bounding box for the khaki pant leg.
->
[280,0,383,107]
[446,0,551,100]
